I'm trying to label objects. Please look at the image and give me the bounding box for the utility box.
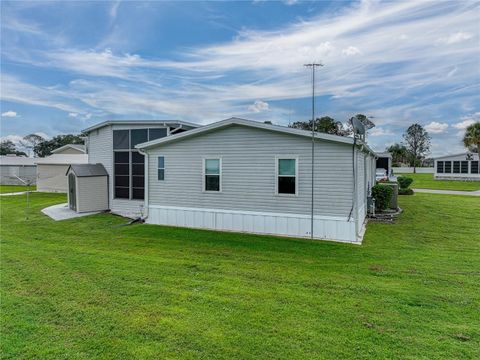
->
[380,183,398,210]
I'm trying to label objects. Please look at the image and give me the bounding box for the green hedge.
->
[372,184,394,211]
[397,176,413,189]
[399,188,414,195]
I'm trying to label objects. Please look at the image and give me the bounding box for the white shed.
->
[434,152,479,181]
[66,164,109,213]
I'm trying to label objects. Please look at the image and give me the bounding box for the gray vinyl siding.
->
[76,176,109,213]
[36,164,69,192]
[0,165,36,185]
[147,125,355,217]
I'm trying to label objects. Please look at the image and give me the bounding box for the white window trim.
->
[158,156,165,181]
[202,157,222,193]
[275,155,299,196]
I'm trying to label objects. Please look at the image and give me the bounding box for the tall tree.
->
[289,116,351,136]
[0,140,27,156]
[403,124,431,173]
[386,143,409,166]
[463,122,480,153]
[21,134,45,157]
[34,134,84,157]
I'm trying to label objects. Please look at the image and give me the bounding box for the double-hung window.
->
[158,156,165,180]
[471,161,479,174]
[277,157,297,195]
[461,161,469,174]
[444,161,452,173]
[204,158,221,192]
[437,161,444,173]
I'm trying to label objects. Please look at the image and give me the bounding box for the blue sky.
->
[1,0,479,155]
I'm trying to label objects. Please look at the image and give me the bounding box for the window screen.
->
[437,161,444,173]
[278,158,296,194]
[131,129,148,149]
[453,161,460,174]
[205,159,220,191]
[113,130,129,150]
[471,161,479,174]
[158,156,165,180]
[149,128,168,141]
[461,161,469,174]
[114,151,129,198]
[132,151,144,199]
[444,161,451,173]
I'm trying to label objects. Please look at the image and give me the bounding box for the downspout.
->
[138,148,149,221]
[348,137,357,239]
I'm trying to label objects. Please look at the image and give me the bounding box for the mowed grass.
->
[398,173,480,191]
[1,193,479,359]
[0,185,36,193]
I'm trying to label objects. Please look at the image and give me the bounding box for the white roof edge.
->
[82,119,200,133]
[136,117,365,151]
[434,152,475,160]
[51,144,86,154]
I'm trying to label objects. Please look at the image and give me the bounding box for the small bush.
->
[399,188,414,195]
[372,184,394,211]
[397,176,413,189]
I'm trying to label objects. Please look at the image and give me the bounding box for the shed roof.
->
[136,117,376,156]
[67,163,108,177]
[0,155,36,166]
[51,144,86,154]
[35,154,88,165]
[82,120,200,133]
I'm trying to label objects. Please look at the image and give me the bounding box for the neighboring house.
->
[376,152,392,176]
[0,155,36,185]
[434,152,480,181]
[82,120,199,217]
[35,144,88,192]
[134,118,376,243]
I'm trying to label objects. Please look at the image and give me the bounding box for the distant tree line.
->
[288,114,373,137]
[1,133,84,157]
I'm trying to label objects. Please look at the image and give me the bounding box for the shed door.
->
[68,173,76,211]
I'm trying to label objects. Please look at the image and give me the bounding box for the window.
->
[114,151,130,198]
[461,161,469,174]
[158,156,165,180]
[149,128,167,141]
[113,130,129,150]
[444,161,452,173]
[277,158,297,195]
[437,161,444,173]
[131,129,148,149]
[204,158,221,191]
[471,161,479,174]
[453,161,460,174]
[132,151,145,199]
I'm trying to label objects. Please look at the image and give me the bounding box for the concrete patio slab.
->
[42,203,102,221]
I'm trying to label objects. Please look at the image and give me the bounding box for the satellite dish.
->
[350,116,366,135]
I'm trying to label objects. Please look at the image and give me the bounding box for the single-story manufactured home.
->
[434,152,479,181]
[35,144,88,192]
[0,155,36,185]
[75,117,376,243]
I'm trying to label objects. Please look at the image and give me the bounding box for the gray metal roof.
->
[67,163,108,177]
[82,120,200,133]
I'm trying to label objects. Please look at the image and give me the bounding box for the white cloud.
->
[437,32,473,45]
[369,127,393,137]
[1,110,18,117]
[425,121,449,133]
[68,112,79,117]
[453,119,475,130]
[248,100,269,113]
[0,134,24,145]
[342,46,361,56]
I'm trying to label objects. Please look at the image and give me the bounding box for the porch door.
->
[68,173,76,211]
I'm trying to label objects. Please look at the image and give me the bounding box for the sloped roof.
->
[0,155,36,166]
[67,163,108,177]
[51,144,86,154]
[434,152,479,160]
[136,117,376,155]
[82,119,200,133]
[35,154,88,165]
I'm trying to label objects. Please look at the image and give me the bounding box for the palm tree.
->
[463,122,480,153]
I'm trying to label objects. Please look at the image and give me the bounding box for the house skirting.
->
[434,175,480,181]
[147,205,361,244]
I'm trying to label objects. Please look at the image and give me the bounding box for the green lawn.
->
[0,185,36,194]
[1,193,479,359]
[398,173,480,191]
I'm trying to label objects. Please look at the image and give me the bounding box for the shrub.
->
[372,184,394,211]
[399,188,414,195]
[397,176,413,189]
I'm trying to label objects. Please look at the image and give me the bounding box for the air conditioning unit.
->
[367,196,375,216]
